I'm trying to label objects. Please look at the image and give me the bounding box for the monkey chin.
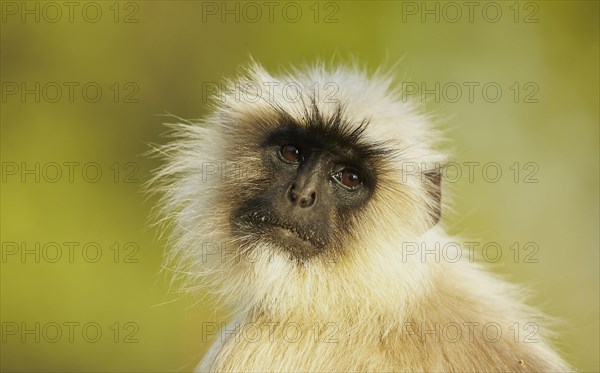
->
[270,225,317,258]
[237,214,327,263]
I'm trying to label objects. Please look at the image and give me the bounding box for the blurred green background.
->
[1,1,598,371]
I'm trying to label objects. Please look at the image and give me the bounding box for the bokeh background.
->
[1,1,598,371]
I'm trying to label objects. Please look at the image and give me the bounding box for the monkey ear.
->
[424,169,442,226]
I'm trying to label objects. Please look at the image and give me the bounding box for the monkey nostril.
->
[299,191,316,208]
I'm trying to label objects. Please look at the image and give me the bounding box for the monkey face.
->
[230,116,381,262]
[155,64,445,293]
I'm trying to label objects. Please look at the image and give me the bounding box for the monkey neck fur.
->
[203,226,444,324]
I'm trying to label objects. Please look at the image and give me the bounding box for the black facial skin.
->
[231,118,382,262]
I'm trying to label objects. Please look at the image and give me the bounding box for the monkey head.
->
[153,62,446,314]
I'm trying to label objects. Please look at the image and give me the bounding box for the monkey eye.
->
[334,168,362,190]
[280,144,302,163]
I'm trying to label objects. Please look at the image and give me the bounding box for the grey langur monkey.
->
[152,62,572,372]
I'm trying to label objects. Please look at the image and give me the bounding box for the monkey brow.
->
[267,99,394,161]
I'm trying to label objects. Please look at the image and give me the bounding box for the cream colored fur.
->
[152,62,572,372]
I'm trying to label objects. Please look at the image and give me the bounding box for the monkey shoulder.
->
[379,262,573,372]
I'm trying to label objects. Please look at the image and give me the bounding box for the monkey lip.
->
[267,224,326,262]
[264,220,315,245]
[241,212,324,247]
[272,224,312,243]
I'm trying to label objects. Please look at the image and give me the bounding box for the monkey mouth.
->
[239,212,326,248]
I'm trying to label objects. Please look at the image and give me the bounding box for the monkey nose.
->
[287,183,317,208]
